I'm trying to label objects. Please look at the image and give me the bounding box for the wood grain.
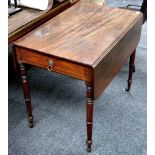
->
[9,0,73,44]
[14,2,142,66]
[85,82,94,152]
[93,16,142,98]
[15,46,92,82]
[18,63,34,128]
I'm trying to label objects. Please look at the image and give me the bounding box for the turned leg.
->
[19,63,34,128]
[126,50,136,91]
[85,82,94,152]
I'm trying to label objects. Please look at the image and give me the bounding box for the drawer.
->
[15,47,92,82]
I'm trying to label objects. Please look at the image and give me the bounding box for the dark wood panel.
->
[15,47,92,82]
[13,2,142,66]
[93,16,142,98]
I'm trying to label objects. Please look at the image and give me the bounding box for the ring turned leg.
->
[126,50,136,91]
[86,82,94,152]
[19,63,34,128]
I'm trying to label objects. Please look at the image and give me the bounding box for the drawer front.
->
[15,47,92,82]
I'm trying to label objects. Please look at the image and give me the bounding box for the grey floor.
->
[8,0,147,155]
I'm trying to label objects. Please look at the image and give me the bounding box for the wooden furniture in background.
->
[8,0,22,16]
[9,0,77,75]
[8,0,77,44]
[13,2,142,152]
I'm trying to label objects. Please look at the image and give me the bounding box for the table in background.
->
[8,0,75,44]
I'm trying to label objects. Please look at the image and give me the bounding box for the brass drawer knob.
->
[47,60,54,71]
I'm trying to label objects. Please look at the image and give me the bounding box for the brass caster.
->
[125,87,130,91]
[29,122,34,128]
[28,116,34,128]
[86,140,92,152]
[86,147,92,152]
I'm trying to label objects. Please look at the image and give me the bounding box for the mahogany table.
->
[12,2,142,152]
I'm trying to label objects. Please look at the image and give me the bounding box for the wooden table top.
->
[14,1,142,67]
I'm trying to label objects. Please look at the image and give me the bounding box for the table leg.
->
[86,82,94,152]
[126,50,136,91]
[133,64,136,73]
[19,63,34,128]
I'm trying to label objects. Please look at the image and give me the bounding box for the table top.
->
[14,1,142,67]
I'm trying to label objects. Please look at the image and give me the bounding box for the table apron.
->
[14,47,92,82]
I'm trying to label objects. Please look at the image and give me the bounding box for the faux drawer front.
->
[15,47,92,82]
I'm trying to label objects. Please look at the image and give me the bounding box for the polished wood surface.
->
[13,2,143,152]
[14,2,142,66]
[86,82,94,152]
[19,63,34,128]
[8,4,52,34]
[15,47,92,82]
[126,50,136,91]
[8,0,73,44]
[93,17,142,98]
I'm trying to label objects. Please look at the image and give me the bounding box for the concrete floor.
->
[8,0,146,154]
